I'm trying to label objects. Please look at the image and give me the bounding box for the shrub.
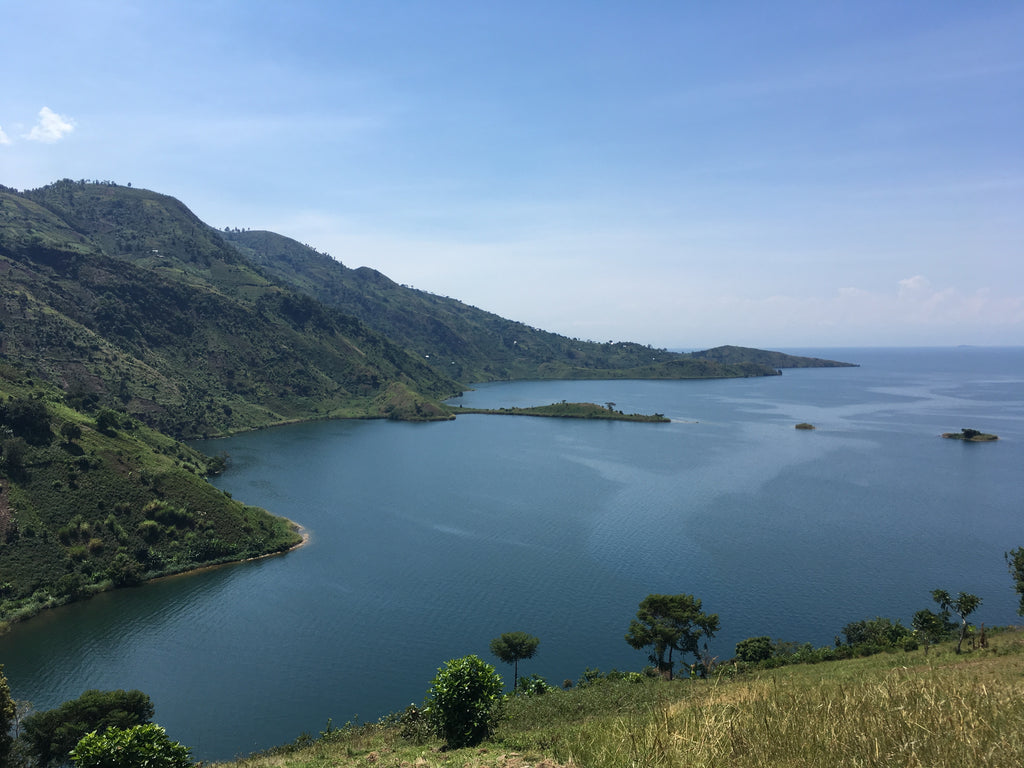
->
[70,724,192,768]
[424,655,504,748]
[735,635,773,663]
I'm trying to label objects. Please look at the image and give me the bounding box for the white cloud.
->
[0,125,10,145]
[25,107,75,143]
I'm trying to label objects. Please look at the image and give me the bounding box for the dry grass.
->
[214,633,1024,768]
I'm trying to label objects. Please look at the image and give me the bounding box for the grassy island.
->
[451,402,669,422]
[942,428,999,442]
[795,422,816,430]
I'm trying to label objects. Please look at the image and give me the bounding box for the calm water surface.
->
[1,347,1022,760]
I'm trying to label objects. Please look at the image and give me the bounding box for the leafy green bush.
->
[424,655,504,748]
[735,635,773,663]
[70,724,192,768]
[21,689,154,767]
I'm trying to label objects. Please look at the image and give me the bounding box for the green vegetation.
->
[454,401,668,422]
[1007,547,1024,616]
[932,589,982,653]
[71,724,192,768]
[0,665,14,766]
[795,422,815,430]
[424,655,505,749]
[207,630,1024,768]
[625,594,720,680]
[490,632,540,692]
[0,367,301,627]
[21,689,154,767]
[942,428,998,441]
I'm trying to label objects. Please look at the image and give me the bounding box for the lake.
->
[2,347,1022,761]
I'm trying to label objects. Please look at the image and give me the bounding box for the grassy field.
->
[213,630,1024,768]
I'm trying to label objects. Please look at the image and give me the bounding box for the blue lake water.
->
[1,347,1022,761]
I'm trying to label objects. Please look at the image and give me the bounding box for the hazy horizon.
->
[3,2,1021,349]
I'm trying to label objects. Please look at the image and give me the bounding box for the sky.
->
[2,1,1022,349]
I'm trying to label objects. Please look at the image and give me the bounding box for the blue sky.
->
[3,2,1022,348]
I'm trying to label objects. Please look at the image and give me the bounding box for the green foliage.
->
[1006,547,1024,616]
[21,689,154,768]
[932,589,982,653]
[424,655,504,749]
[913,608,957,646]
[841,616,913,649]
[515,674,555,696]
[735,635,773,663]
[70,724,192,768]
[0,665,15,766]
[489,631,540,692]
[625,593,719,679]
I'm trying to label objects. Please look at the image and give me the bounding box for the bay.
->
[1,347,1022,761]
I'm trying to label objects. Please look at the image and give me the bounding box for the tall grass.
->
[215,636,1024,768]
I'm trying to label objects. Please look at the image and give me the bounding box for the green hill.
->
[1,181,458,439]
[0,364,301,627]
[221,229,855,383]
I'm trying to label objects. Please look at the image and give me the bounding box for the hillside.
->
[0,181,458,439]
[221,229,855,382]
[0,364,302,627]
[213,632,1024,768]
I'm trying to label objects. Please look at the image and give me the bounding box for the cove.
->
[1,347,1022,762]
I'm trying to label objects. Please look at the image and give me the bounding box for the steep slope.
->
[0,364,302,626]
[0,181,457,438]
[222,230,853,382]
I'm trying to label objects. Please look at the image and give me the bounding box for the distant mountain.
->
[222,229,855,383]
[689,346,858,369]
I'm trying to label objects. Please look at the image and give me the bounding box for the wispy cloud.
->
[0,125,10,145]
[25,107,75,143]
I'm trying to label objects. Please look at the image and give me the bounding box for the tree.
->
[931,589,982,653]
[1006,547,1024,616]
[0,665,15,767]
[60,421,83,444]
[489,632,539,692]
[424,655,504,749]
[70,724,192,768]
[21,689,154,767]
[625,593,719,679]
[912,608,955,650]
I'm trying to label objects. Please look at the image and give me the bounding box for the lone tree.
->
[931,589,982,653]
[489,631,539,692]
[625,593,719,679]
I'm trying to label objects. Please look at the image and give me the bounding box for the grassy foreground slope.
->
[216,632,1024,768]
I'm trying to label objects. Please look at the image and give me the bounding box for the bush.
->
[22,689,154,767]
[735,635,773,663]
[424,655,504,748]
[70,724,192,768]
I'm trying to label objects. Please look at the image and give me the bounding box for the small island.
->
[942,428,998,442]
[795,422,816,430]
[454,401,669,423]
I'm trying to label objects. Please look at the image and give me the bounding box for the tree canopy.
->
[931,589,982,653]
[625,593,719,679]
[489,631,540,692]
